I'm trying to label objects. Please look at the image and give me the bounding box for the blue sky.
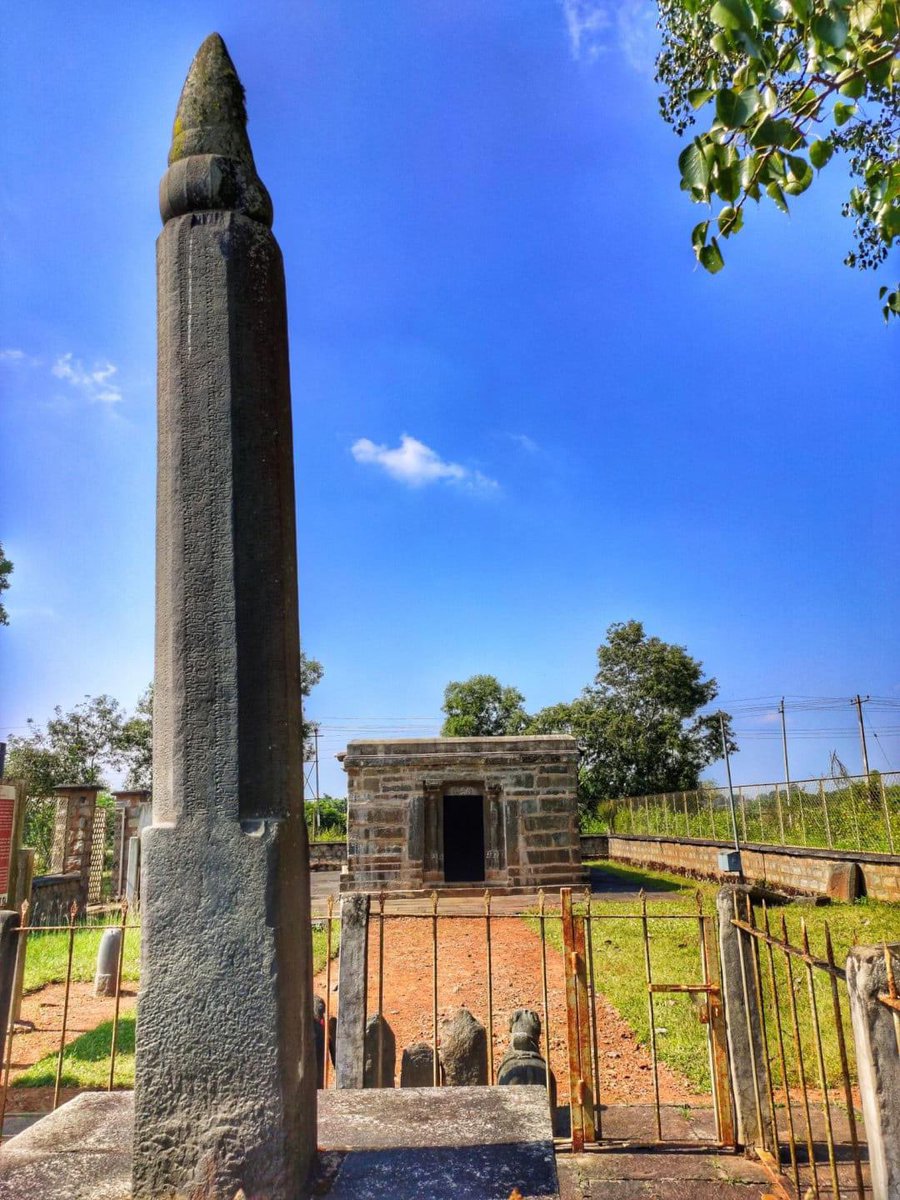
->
[1,2,897,798]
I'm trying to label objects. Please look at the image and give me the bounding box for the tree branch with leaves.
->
[657,0,900,319]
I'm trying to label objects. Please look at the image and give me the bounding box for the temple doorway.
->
[442,794,485,883]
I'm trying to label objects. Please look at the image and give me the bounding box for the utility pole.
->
[719,712,741,859]
[313,725,321,840]
[779,698,791,797]
[854,695,870,777]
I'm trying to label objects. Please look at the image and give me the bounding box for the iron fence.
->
[317,888,734,1152]
[730,892,877,1199]
[598,771,899,855]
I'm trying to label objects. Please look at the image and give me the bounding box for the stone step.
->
[315,1084,559,1199]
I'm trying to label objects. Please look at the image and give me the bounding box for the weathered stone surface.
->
[826,860,862,902]
[132,33,315,1200]
[716,887,774,1150]
[846,942,900,1200]
[364,1014,396,1088]
[335,893,369,1089]
[94,927,122,997]
[441,1007,488,1086]
[341,737,585,894]
[316,1085,558,1199]
[498,1009,553,1097]
[400,1041,438,1087]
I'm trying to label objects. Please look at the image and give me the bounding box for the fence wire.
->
[600,771,898,855]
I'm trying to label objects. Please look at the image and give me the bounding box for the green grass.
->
[14,1013,136,1089]
[22,918,337,995]
[534,862,900,1094]
[23,922,141,994]
[14,922,338,1091]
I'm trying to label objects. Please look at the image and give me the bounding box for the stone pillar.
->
[124,838,141,907]
[111,790,150,898]
[0,911,20,1049]
[9,848,34,1025]
[50,785,100,908]
[846,943,900,1200]
[335,893,370,1089]
[716,886,774,1149]
[133,34,315,1200]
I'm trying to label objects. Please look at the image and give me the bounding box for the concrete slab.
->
[315,1085,558,1199]
[0,1086,557,1200]
[0,1092,132,1200]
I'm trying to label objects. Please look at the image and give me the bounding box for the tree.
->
[657,0,900,320]
[441,674,530,737]
[0,542,12,625]
[118,685,153,791]
[300,650,325,759]
[5,694,127,872]
[529,621,736,807]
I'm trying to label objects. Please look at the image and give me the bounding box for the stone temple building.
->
[338,735,585,894]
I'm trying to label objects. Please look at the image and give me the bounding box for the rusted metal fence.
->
[729,892,875,1199]
[318,887,735,1152]
[0,901,136,1132]
[600,771,899,855]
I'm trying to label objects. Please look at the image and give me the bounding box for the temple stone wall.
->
[340,736,584,894]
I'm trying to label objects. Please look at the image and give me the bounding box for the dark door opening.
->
[442,794,485,883]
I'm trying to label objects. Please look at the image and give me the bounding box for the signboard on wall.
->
[0,780,26,902]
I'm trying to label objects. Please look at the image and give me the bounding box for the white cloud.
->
[509,433,539,454]
[351,434,498,492]
[0,348,25,362]
[52,353,123,405]
[560,0,657,71]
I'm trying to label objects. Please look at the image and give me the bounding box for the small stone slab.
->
[0,1092,133,1200]
[317,1084,558,1199]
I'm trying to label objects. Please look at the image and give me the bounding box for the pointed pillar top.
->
[160,33,272,226]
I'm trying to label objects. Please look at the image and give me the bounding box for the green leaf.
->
[691,220,710,250]
[717,205,744,237]
[710,0,754,31]
[679,142,710,194]
[838,72,866,99]
[766,182,789,213]
[699,237,725,273]
[834,101,857,126]
[688,88,715,110]
[715,163,741,203]
[812,9,849,49]
[715,87,759,126]
[809,139,833,169]
[784,154,813,194]
[784,0,809,21]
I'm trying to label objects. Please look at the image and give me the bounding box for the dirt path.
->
[314,913,706,1105]
[3,983,137,1114]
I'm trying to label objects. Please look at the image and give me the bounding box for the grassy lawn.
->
[535,862,900,1095]
[23,918,338,995]
[15,920,339,1090]
[14,1014,136,1089]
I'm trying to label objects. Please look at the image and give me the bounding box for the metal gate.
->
[315,885,736,1152]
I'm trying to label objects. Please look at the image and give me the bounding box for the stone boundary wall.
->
[309,842,347,870]
[29,873,83,925]
[603,834,900,902]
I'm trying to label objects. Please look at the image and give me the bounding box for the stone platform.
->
[0,1086,558,1200]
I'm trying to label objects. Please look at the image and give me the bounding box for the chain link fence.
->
[598,772,898,855]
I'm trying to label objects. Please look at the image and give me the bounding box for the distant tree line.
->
[441,620,736,819]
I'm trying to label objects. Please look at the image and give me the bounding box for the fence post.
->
[774,783,786,844]
[820,779,833,849]
[9,849,34,1026]
[0,912,20,1061]
[846,943,900,1200]
[716,886,774,1150]
[878,776,895,856]
[334,892,370,1089]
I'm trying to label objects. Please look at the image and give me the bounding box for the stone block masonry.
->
[604,833,900,902]
[340,736,585,894]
